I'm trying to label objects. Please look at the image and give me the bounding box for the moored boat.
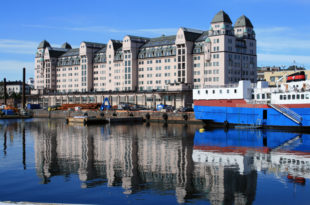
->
[193,72,310,130]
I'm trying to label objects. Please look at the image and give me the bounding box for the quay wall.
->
[31,110,202,124]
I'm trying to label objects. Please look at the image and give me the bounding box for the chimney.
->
[3,78,7,105]
[22,68,26,109]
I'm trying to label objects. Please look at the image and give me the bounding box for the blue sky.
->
[1,0,310,80]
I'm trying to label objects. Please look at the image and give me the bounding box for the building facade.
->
[0,81,31,95]
[34,11,257,94]
[263,69,310,86]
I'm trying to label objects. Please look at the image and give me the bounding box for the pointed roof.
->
[61,42,72,49]
[37,40,51,49]
[181,27,204,42]
[234,15,253,28]
[211,10,232,24]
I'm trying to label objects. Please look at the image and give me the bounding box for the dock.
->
[32,110,202,125]
[66,115,143,125]
[66,116,108,124]
[107,116,143,123]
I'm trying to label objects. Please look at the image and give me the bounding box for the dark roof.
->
[141,35,176,48]
[37,40,51,49]
[195,31,209,42]
[111,40,122,50]
[182,27,204,42]
[211,10,232,24]
[61,42,72,49]
[234,15,254,28]
[60,48,80,57]
[0,81,24,86]
[48,48,67,58]
[96,47,107,54]
[83,41,106,49]
[127,35,150,43]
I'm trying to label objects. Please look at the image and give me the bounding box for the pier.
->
[31,109,202,125]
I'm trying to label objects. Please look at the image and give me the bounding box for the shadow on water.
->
[1,118,310,204]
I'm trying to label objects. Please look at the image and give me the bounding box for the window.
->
[234,89,237,93]
[205,90,208,94]
[257,94,260,99]
[297,94,300,99]
[227,89,229,94]
[292,95,295,100]
[212,90,215,94]
[288,95,291,100]
[301,94,305,99]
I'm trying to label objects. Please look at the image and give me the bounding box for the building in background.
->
[263,70,310,86]
[0,81,31,95]
[27,77,34,89]
[257,66,281,81]
[34,10,257,94]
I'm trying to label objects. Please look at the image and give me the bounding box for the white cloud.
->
[256,26,310,56]
[0,60,34,80]
[258,53,310,67]
[255,26,291,34]
[23,24,177,36]
[0,39,38,54]
[257,37,310,52]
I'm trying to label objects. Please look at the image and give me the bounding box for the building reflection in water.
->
[27,119,310,204]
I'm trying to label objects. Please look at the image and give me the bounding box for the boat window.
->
[205,90,208,94]
[292,95,295,100]
[283,95,286,100]
[288,95,291,100]
[234,89,237,93]
[280,95,283,100]
[267,93,271,99]
[297,94,300,99]
[256,94,260,99]
[213,90,215,94]
[252,94,254,99]
[227,89,229,93]
[197,90,200,94]
[220,89,222,94]
[306,94,309,99]
[262,94,265,99]
[301,94,304,99]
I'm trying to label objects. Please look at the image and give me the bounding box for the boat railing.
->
[203,83,238,89]
[246,99,270,105]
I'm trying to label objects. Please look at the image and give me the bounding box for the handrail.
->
[268,103,302,124]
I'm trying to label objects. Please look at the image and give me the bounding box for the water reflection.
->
[29,120,197,203]
[1,119,310,204]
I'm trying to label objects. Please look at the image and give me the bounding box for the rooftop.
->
[211,10,232,24]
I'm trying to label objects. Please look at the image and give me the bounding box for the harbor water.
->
[1,118,310,204]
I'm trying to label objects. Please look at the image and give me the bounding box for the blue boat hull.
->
[194,105,310,129]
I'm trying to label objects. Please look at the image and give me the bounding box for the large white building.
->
[34,10,257,94]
